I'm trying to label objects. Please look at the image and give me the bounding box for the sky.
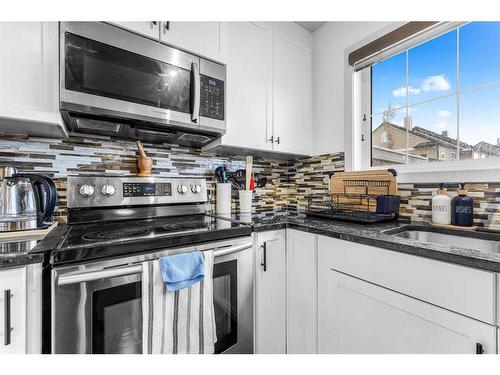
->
[371,22,500,148]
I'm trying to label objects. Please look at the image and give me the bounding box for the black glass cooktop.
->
[60,214,248,249]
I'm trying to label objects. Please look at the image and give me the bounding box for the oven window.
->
[213,259,238,354]
[64,32,191,113]
[92,281,142,354]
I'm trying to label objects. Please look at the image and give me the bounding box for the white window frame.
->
[345,21,500,183]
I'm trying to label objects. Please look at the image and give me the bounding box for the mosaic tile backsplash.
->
[1,133,499,229]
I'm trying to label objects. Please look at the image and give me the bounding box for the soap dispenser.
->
[432,184,451,225]
[451,183,474,227]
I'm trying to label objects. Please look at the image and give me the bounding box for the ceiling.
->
[295,22,327,33]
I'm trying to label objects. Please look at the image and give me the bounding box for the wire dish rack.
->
[306,178,400,224]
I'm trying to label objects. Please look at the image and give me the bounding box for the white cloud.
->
[421,75,451,92]
[435,122,449,130]
[438,110,451,118]
[392,86,421,98]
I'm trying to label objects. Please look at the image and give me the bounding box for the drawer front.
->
[318,236,496,324]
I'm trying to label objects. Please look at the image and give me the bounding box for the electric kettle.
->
[0,167,57,231]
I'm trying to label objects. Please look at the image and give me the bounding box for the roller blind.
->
[348,21,439,70]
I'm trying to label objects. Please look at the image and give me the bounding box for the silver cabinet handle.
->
[57,264,143,286]
[3,289,11,346]
[274,136,280,144]
[190,62,200,124]
[214,242,253,257]
[149,21,158,29]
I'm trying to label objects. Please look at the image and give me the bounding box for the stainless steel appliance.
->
[59,22,226,146]
[42,176,253,354]
[0,167,57,231]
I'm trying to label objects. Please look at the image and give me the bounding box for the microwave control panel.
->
[200,75,224,120]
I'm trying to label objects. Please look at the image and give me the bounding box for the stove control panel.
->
[68,176,208,208]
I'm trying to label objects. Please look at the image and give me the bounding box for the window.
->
[368,22,500,167]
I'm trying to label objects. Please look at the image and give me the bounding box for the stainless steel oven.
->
[52,236,253,354]
[59,22,226,146]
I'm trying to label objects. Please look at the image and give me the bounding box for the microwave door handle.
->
[190,62,200,123]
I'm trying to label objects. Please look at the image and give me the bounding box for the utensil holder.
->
[239,190,253,213]
[216,183,232,214]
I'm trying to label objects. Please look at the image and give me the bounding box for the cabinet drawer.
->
[318,236,496,324]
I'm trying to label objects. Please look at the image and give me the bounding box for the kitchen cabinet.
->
[272,27,313,156]
[203,22,312,158]
[318,269,496,354]
[254,230,286,354]
[159,22,227,63]
[0,22,66,138]
[286,230,317,354]
[110,21,160,40]
[0,267,27,354]
[0,264,42,354]
[317,235,496,324]
[212,22,272,152]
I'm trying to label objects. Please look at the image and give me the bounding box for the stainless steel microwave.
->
[59,22,226,146]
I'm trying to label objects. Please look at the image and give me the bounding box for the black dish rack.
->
[306,179,400,224]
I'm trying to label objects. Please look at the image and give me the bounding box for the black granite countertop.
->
[0,237,45,270]
[215,210,500,273]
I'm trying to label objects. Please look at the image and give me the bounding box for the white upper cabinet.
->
[110,21,160,40]
[272,25,313,156]
[203,22,312,158]
[219,22,272,151]
[159,22,227,63]
[0,22,66,138]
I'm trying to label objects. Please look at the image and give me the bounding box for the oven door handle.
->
[213,241,253,258]
[57,264,144,286]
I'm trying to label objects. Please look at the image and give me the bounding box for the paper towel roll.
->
[216,183,232,214]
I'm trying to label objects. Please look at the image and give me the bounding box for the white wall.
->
[311,21,392,156]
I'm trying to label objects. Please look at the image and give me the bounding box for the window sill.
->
[369,158,500,184]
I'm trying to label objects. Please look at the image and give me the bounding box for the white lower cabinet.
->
[254,230,286,354]
[0,267,27,354]
[286,230,317,354]
[0,264,41,354]
[318,269,496,354]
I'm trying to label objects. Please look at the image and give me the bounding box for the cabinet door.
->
[160,22,226,63]
[222,22,272,151]
[110,21,160,40]
[286,230,317,354]
[272,28,312,156]
[318,269,496,354]
[0,267,27,354]
[255,230,286,354]
[0,22,64,137]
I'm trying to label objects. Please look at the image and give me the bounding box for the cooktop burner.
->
[82,227,152,241]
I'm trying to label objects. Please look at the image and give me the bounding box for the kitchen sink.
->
[384,226,500,253]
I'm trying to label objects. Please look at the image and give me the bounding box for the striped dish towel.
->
[142,250,217,354]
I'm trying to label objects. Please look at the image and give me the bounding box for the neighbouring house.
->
[371,121,492,166]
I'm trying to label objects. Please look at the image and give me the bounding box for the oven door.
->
[213,245,253,354]
[52,268,144,354]
[52,237,253,354]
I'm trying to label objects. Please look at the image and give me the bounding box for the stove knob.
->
[191,185,202,194]
[79,184,95,198]
[177,184,188,195]
[101,184,116,197]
